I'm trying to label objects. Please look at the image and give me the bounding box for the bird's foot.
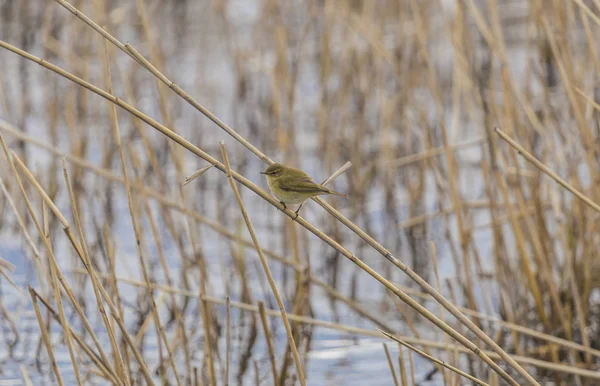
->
[293,204,304,220]
[280,202,302,221]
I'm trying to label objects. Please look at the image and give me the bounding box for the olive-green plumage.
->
[261,163,346,205]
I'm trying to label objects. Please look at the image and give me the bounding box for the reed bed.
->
[0,0,599,385]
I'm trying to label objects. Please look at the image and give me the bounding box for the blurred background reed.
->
[0,0,600,385]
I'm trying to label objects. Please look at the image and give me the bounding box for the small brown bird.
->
[261,163,346,214]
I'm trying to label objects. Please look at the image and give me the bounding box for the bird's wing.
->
[278,175,328,193]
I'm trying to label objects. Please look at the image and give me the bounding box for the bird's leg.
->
[293,203,304,220]
[280,201,287,211]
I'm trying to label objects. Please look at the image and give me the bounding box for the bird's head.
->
[261,163,285,178]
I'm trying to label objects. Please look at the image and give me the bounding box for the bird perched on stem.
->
[261,163,346,217]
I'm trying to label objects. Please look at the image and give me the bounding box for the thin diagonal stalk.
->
[380,330,490,386]
[495,127,600,213]
[220,143,306,386]
[383,343,400,386]
[29,287,64,386]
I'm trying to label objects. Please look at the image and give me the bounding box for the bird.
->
[261,163,346,216]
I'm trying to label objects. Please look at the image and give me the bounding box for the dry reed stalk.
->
[369,256,597,361]
[388,137,486,168]
[101,38,183,386]
[0,71,9,120]
[101,222,134,382]
[0,37,520,384]
[410,0,477,315]
[1,121,535,281]
[19,365,34,386]
[572,0,600,26]
[2,3,596,382]
[220,143,306,386]
[141,194,176,299]
[9,150,155,385]
[29,287,64,386]
[380,331,490,386]
[135,0,172,137]
[133,292,168,345]
[398,346,408,386]
[31,288,123,385]
[134,0,204,294]
[1,116,464,256]
[0,300,19,357]
[514,189,568,331]
[74,267,600,380]
[279,269,309,385]
[578,7,600,75]
[430,243,454,385]
[495,170,547,324]
[24,7,536,381]
[540,18,598,201]
[1,135,123,385]
[61,159,131,385]
[183,165,213,186]
[469,202,547,231]
[41,35,88,74]
[311,275,395,332]
[0,256,15,272]
[495,127,600,213]
[567,262,592,365]
[107,233,600,357]
[481,154,510,310]
[0,265,20,293]
[383,343,400,386]
[489,371,499,386]
[46,233,84,386]
[146,299,199,381]
[133,56,218,384]
[379,7,536,382]
[258,301,279,385]
[225,296,231,386]
[407,351,416,386]
[466,0,545,136]
[125,144,189,365]
[254,361,261,386]
[0,176,50,292]
[7,114,585,359]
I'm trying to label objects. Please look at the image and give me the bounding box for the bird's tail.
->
[322,187,347,198]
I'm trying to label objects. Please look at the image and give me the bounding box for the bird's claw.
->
[280,202,301,221]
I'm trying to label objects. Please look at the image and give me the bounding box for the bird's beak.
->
[260,171,267,175]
